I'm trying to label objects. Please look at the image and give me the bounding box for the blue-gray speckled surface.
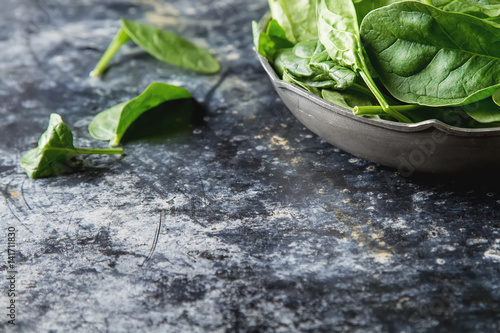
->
[1,1,500,332]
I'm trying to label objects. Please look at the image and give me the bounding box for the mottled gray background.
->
[1,0,500,332]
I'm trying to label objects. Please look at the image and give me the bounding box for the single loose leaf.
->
[20,114,123,179]
[120,19,220,74]
[89,82,192,147]
[361,1,500,107]
[90,18,220,77]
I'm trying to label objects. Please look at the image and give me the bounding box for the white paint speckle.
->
[466,238,489,246]
[412,191,433,202]
[21,100,39,109]
[484,239,500,262]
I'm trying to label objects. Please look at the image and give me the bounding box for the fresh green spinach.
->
[90,18,220,77]
[274,38,357,91]
[317,0,412,122]
[462,97,500,123]
[282,70,321,96]
[253,19,294,62]
[262,0,500,126]
[322,88,378,111]
[360,1,500,107]
[267,0,318,43]
[494,89,500,107]
[20,114,123,179]
[422,0,500,17]
[352,0,400,22]
[88,82,192,147]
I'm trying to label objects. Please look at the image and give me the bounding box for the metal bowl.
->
[256,19,500,174]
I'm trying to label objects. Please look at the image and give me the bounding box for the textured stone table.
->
[1,0,500,332]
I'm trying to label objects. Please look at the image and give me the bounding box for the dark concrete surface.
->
[1,0,500,332]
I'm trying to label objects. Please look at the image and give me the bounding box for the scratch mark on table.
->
[140,212,165,267]
[1,177,34,234]
[21,177,33,210]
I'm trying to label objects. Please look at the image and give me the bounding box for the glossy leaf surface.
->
[90,19,220,76]
[268,0,317,43]
[121,19,220,74]
[274,38,357,90]
[89,82,192,147]
[21,114,123,178]
[361,1,500,106]
[424,0,500,17]
[317,0,411,122]
[253,19,294,62]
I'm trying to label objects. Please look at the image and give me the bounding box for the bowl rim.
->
[257,13,500,138]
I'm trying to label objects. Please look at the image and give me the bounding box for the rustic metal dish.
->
[256,15,500,175]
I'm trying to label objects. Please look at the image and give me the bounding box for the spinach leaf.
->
[423,0,500,17]
[352,0,401,22]
[360,1,500,107]
[494,89,500,107]
[274,38,357,90]
[317,0,412,123]
[266,19,295,47]
[20,114,123,179]
[268,0,317,43]
[253,19,294,62]
[322,87,378,110]
[88,82,192,147]
[274,39,318,77]
[90,18,220,77]
[462,96,500,123]
[283,70,321,96]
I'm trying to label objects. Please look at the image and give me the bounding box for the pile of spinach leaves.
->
[255,0,500,127]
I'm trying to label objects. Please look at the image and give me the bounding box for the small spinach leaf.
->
[88,82,192,147]
[462,96,500,123]
[360,1,500,107]
[493,88,500,107]
[253,19,294,62]
[322,87,378,110]
[266,19,295,48]
[90,18,220,77]
[20,114,123,179]
[283,70,321,96]
[274,38,357,90]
